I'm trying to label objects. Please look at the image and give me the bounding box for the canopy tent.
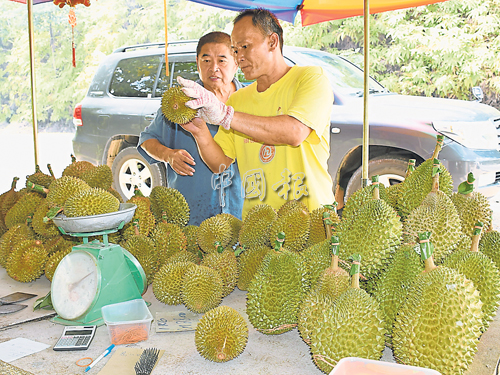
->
[188,0,449,187]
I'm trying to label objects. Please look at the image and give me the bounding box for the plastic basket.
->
[329,357,441,375]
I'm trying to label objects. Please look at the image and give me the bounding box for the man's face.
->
[196,42,238,93]
[231,16,273,81]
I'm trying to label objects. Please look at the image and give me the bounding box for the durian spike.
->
[430,158,441,193]
[329,235,340,270]
[371,175,380,200]
[431,134,444,159]
[458,172,475,197]
[47,164,55,178]
[405,159,416,178]
[348,253,361,289]
[274,231,285,252]
[323,212,333,240]
[26,181,49,195]
[418,232,438,273]
[470,222,483,253]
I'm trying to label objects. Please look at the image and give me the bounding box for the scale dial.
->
[51,250,100,320]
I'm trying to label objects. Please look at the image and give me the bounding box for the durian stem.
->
[331,255,339,270]
[431,171,439,193]
[471,236,480,252]
[423,256,438,273]
[470,223,483,252]
[351,270,360,289]
[372,182,380,200]
[432,135,444,159]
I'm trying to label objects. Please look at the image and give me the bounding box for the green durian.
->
[181,265,223,313]
[6,239,48,282]
[218,213,242,247]
[201,243,238,297]
[62,154,95,179]
[309,254,386,374]
[197,215,232,254]
[46,176,91,208]
[397,136,454,218]
[44,247,72,282]
[0,223,35,267]
[149,186,190,226]
[26,165,54,189]
[442,222,500,331]
[238,204,277,248]
[298,236,350,345]
[63,187,120,217]
[161,85,197,124]
[301,239,332,290]
[451,173,492,238]
[479,229,500,270]
[150,220,187,266]
[183,225,202,257]
[32,201,60,238]
[81,164,113,190]
[268,200,310,252]
[5,192,43,229]
[385,159,416,212]
[195,306,248,362]
[121,233,159,284]
[306,203,340,247]
[392,232,483,375]
[153,261,197,305]
[164,249,200,265]
[402,160,461,263]
[371,242,424,342]
[0,177,21,233]
[236,244,271,291]
[246,234,309,334]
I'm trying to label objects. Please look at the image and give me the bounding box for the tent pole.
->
[361,0,370,188]
[28,0,39,167]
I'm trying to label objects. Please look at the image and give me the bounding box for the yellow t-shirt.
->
[214,65,334,219]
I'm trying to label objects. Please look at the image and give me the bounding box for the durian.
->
[201,242,238,297]
[32,201,60,238]
[183,225,202,258]
[161,85,197,125]
[385,159,415,212]
[402,159,461,263]
[0,223,35,267]
[306,203,340,247]
[121,225,159,284]
[150,219,187,266]
[309,254,386,374]
[4,192,43,229]
[442,222,500,331]
[62,154,95,178]
[63,188,120,217]
[451,172,492,238]
[149,186,190,226]
[238,204,277,248]
[0,177,20,233]
[218,213,242,247]
[397,135,454,218]
[479,229,500,270]
[26,165,54,189]
[195,306,248,362]
[236,244,271,291]
[46,176,91,208]
[268,200,310,252]
[181,265,223,313]
[392,232,483,375]
[81,164,113,190]
[153,261,197,305]
[45,247,72,282]
[197,215,232,253]
[6,239,48,282]
[246,232,309,334]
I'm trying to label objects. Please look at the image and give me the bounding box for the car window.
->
[109,55,161,98]
[155,61,198,97]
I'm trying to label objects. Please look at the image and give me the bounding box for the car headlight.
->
[432,120,498,150]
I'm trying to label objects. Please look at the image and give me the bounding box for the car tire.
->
[345,157,409,202]
[111,147,165,201]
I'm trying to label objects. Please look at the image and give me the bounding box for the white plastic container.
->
[329,357,442,375]
[101,299,153,345]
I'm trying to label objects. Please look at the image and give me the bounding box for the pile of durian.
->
[2,134,500,374]
[0,155,121,283]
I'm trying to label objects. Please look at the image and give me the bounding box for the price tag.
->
[155,311,201,332]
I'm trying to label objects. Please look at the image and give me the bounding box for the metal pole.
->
[28,0,39,167]
[361,0,370,188]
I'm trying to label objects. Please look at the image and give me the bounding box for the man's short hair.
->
[233,8,284,54]
[196,31,232,57]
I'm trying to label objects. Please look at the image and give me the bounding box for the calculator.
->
[53,325,97,351]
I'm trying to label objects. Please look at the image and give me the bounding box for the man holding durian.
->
[138,32,244,225]
[179,8,334,219]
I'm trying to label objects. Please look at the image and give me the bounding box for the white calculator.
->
[53,325,97,351]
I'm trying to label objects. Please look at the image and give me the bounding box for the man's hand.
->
[177,76,234,130]
[166,148,195,176]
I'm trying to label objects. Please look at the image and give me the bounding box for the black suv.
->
[73,40,500,205]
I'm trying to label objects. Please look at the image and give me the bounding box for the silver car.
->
[73,40,500,205]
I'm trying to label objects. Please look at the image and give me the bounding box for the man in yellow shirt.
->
[178,8,334,219]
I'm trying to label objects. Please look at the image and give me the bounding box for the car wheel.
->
[111,147,165,201]
[345,157,409,202]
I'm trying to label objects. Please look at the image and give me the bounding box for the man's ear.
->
[269,33,279,51]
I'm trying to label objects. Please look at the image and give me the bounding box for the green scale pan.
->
[50,203,147,326]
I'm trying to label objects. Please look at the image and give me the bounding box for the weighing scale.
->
[50,203,147,326]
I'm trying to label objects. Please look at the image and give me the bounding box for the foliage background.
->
[1,0,500,130]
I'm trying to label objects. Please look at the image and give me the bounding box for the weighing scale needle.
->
[68,272,93,291]
[85,344,114,372]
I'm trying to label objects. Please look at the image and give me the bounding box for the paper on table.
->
[98,347,164,375]
[0,338,50,362]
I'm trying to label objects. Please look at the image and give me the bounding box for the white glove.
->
[177,76,234,130]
